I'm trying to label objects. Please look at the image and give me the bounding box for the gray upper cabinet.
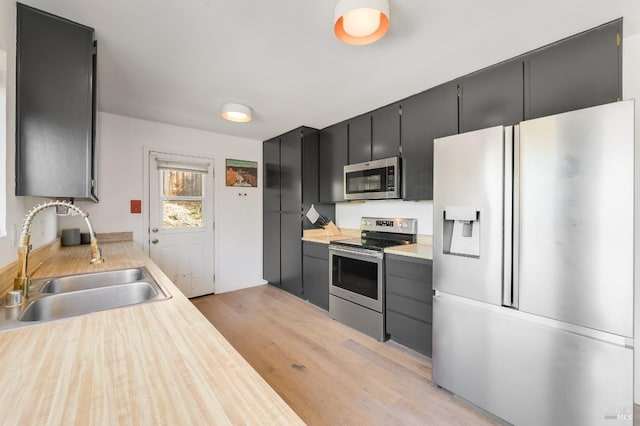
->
[459,60,524,133]
[348,104,399,165]
[348,114,372,164]
[371,103,400,160]
[319,122,348,203]
[400,82,458,201]
[280,130,303,212]
[524,19,621,120]
[16,4,97,200]
[263,137,281,212]
[301,128,319,206]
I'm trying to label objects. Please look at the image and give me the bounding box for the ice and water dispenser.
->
[442,207,480,258]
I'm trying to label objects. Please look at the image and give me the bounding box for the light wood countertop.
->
[0,242,303,425]
[301,228,359,244]
[301,234,354,244]
[303,229,433,260]
[384,243,433,260]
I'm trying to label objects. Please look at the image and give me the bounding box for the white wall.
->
[59,112,265,294]
[0,1,57,270]
[622,32,640,405]
[336,200,433,235]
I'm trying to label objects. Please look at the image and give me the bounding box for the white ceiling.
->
[20,0,640,141]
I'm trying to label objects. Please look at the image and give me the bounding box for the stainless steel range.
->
[328,217,417,341]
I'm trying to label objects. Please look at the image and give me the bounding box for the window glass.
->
[161,170,204,229]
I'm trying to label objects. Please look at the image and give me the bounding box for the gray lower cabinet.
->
[263,212,281,286]
[385,254,433,356]
[281,213,303,297]
[302,242,329,310]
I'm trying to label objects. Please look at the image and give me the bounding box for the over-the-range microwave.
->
[343,157,401,201]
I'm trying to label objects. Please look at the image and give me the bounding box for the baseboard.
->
[96,231,133,243]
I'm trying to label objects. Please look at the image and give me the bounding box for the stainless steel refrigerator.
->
[432,100,634,425]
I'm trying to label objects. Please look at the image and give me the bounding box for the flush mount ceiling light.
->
[334,0,389,45]
[221,103,252,123]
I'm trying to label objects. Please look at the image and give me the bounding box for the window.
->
[155,157,209,230]
[161,169,204,229]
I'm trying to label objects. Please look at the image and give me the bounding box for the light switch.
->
[130,200,141,214]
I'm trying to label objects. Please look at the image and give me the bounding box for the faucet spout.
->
[14,201,105,299]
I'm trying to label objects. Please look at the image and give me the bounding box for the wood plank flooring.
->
[193,285,506,425]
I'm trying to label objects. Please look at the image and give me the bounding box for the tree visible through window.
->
[161,170,204,228]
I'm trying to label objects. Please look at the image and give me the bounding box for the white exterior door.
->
[149,151,215,298]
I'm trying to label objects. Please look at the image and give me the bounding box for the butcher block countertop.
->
[384,243,433,260]
[300,227,360,244]
[0,242,303,425]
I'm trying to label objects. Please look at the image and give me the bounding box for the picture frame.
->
[225,159,258,187]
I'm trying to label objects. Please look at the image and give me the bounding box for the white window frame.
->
[159,168,207,232]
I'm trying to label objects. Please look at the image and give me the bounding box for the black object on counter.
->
[318,215,330,227]
[61,228,81,246]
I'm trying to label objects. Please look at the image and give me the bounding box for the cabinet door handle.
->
[151,227,159,233]
[151,239,159,244]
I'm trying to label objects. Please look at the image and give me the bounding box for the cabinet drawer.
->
[386,275,432,303]
[387,293,432,323]
[386,255,432,281]
[386,310,432,356]
[303,242,329,260]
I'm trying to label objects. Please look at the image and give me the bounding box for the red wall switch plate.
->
[130,200,141,214]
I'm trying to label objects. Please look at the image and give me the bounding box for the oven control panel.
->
[360,217,418,235]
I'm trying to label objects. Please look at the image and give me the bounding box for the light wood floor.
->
[193,284,506,425]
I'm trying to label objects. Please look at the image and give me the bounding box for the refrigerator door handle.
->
[502,126,514,307]
[510,125,520,309]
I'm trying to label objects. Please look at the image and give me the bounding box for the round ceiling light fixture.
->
[334,0,389,45]
[221,103,252,123]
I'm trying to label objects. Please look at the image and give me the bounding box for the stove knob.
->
[402,223,408,228]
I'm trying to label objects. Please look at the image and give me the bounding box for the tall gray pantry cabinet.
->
[263,127,334,298]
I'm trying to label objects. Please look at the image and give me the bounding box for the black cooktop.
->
[331,233,415,251]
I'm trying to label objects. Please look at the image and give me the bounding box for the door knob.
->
[151,227,159,233]
[151,239,159,244]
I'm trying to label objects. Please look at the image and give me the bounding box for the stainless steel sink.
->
[38,268,146,293]
[19,282,159,322]
[0,266,171,332]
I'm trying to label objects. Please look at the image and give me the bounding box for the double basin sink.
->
[0,267,171,332]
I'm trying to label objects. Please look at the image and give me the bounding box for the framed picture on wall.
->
[226,159,258,187]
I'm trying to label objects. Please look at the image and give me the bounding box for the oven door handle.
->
[329,246,384,261]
